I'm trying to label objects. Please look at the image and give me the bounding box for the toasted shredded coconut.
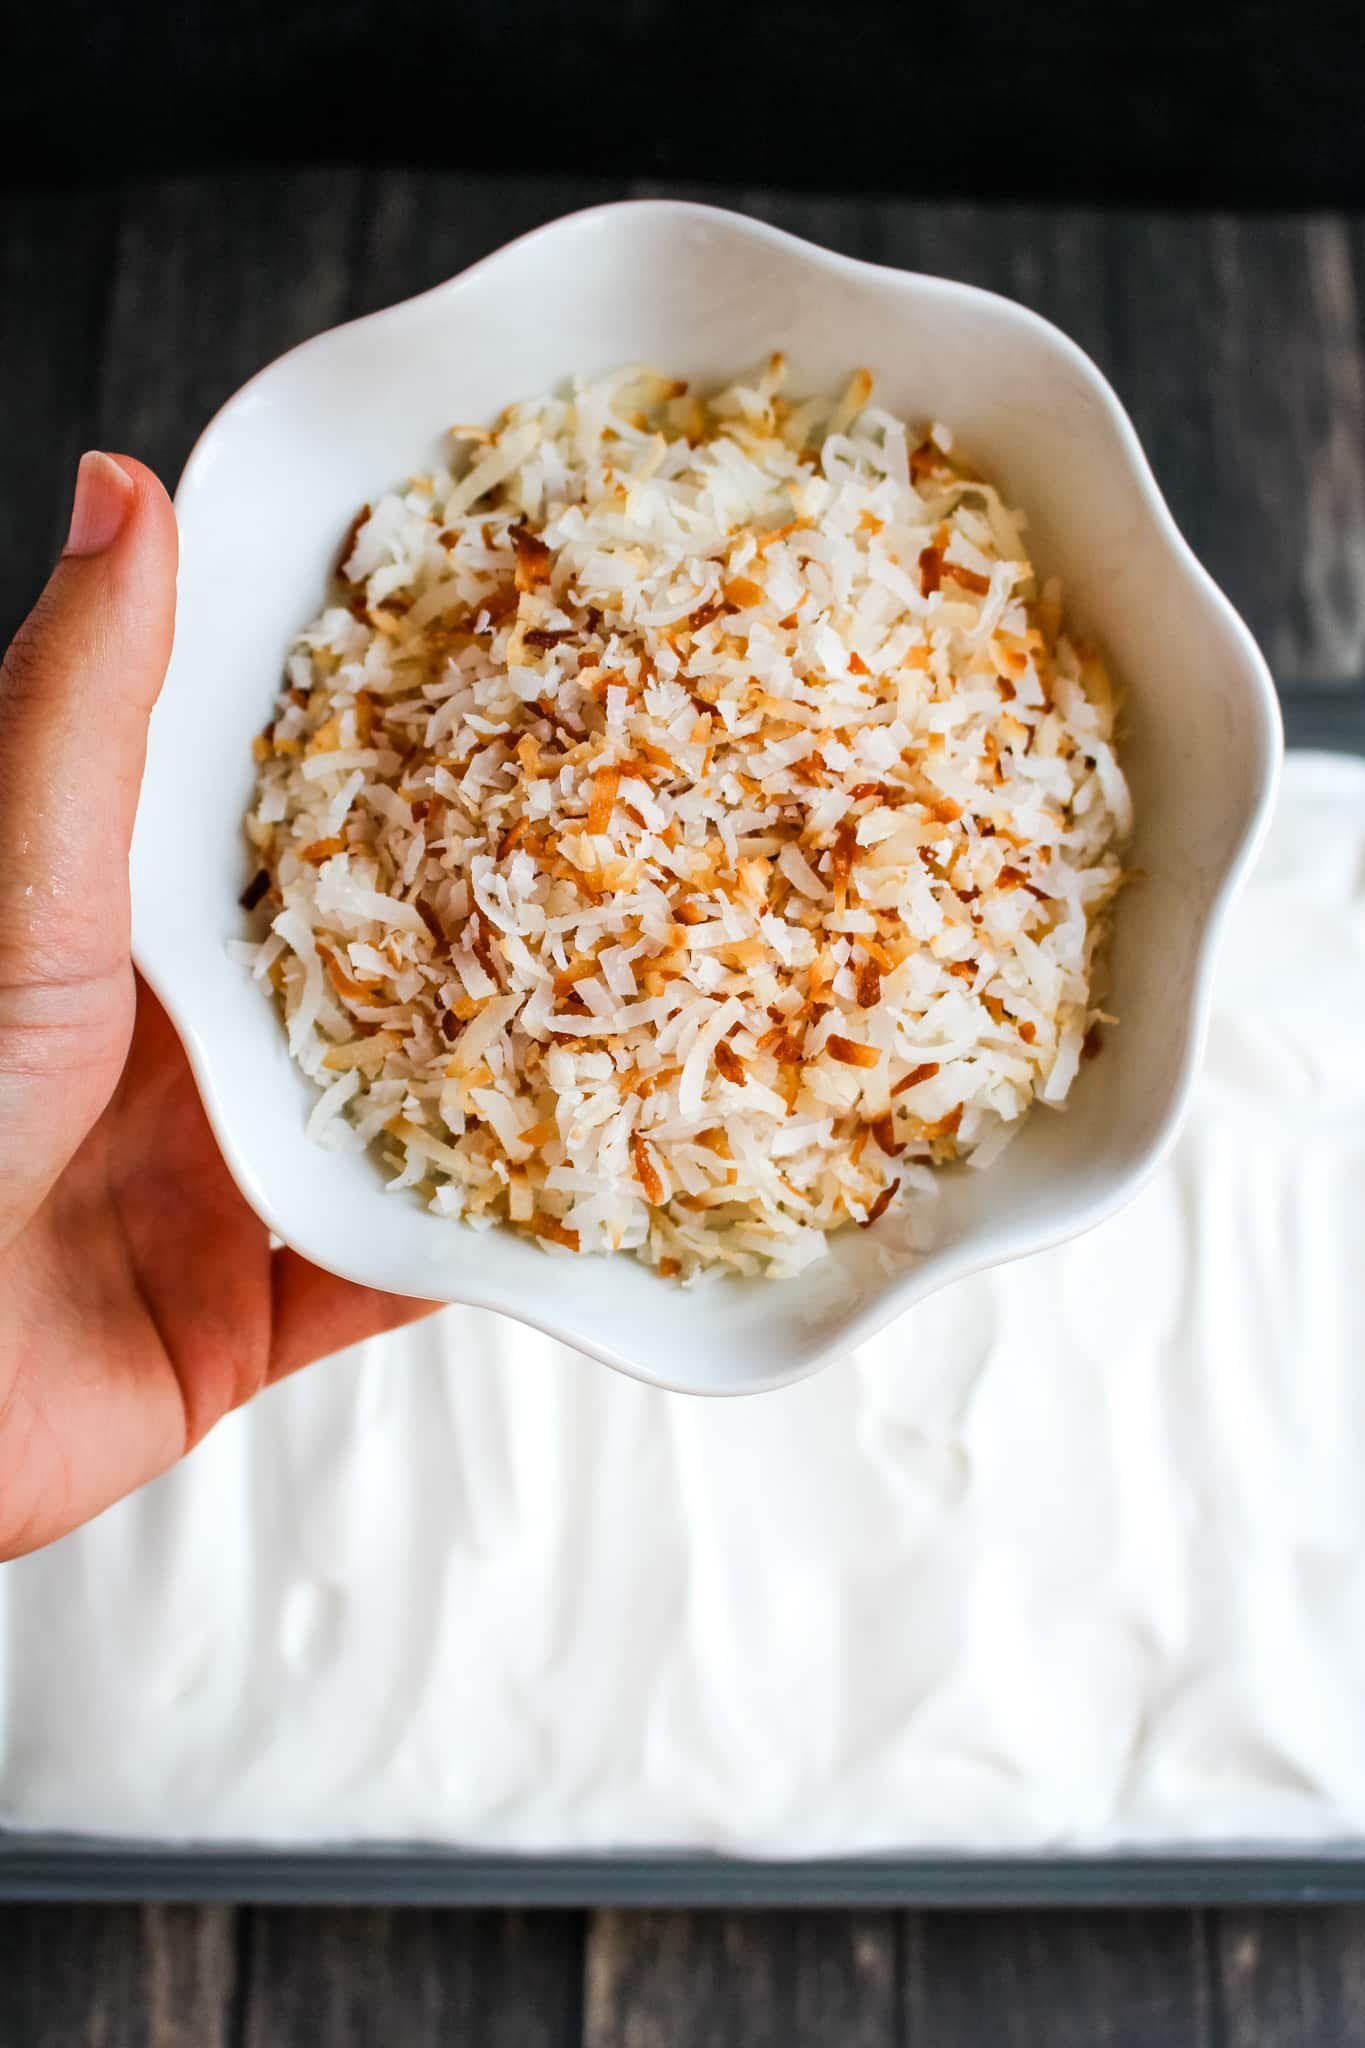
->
[241,359,1130,1280]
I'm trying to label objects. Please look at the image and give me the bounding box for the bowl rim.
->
[133,196,1284,1394]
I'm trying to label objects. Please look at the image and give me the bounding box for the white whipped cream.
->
[3,753,1364,1855]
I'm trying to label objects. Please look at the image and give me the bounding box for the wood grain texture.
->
[0,1904,236,2047]
[1213,1910,1365,2048]
[346,168,618,324]
[239,1907,584,2048]
[583,1910,897,2048]
[144,1907,238,2048]
[1107,215,1365,681]
[95,170,362,493]
[904,1909,1215,2047]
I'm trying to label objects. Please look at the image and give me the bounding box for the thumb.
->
[0,453,178,1235]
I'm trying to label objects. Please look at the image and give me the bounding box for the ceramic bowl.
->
[130,199,1281,1395]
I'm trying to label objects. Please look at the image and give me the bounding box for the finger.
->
[0,456,178,1235]
[0,455,177,987]
[268,1247,440,1384]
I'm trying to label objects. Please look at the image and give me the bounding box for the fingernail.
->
[63,451,134,558]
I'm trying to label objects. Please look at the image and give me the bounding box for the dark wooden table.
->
[3,171,1365,2046]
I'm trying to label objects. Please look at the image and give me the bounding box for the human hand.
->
[0,454,435,1559]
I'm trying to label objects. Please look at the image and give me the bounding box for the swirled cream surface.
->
[2,752,1363,1854]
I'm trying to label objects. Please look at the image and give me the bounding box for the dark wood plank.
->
[1214,1909,1365,2047]
[0,188,120,638]
[144,1907,238,2048]
[582,1910,897,2048]
[346,168,621,323]
[0,1904,236,2047]
[902,1908,1214,2048]
[1107,214,1365,684]
[239,1907,584,2048]
[95,169,363,492]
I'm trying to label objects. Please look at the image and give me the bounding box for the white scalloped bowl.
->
[130,199,1281,1397]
